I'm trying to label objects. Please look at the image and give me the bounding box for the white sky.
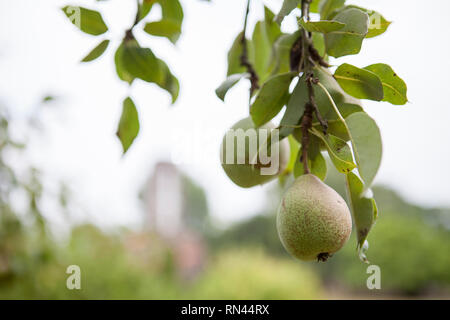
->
[1,0,449,228]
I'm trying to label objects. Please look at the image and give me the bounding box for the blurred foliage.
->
[0,106,53,290]
[192,248,321,299]
[0,224,321,299]
[320,211,450,295]
[210,162,450,296]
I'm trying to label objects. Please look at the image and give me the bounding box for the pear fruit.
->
[220,117,290,188]
[277,174,352,261]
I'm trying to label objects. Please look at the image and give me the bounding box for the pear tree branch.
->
[299,0,328,174]
[240,0,259,99]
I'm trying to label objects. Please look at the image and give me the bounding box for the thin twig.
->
[240,0,259,100]
[124,0,142,41]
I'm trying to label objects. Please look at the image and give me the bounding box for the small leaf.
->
[364,63,408,105]
[346,112,382,188]
[309,0,321,13]
[251,7,282,82]
[250,72,294,127]
[312,32,326,56]
[279,75,307,139]
[144,20,181,43]
[62,6,108,36]
[139,0,155,22]
[81,39,109,62]
[319,0,346,20]
[116,97,140,154]
[300,19,345,33]
[215,73,248,101]
[345,172,378,262]
[159,0,183,27]
[121,42,163,84]
[157,59,180,104]
[294,136,327,180]
[114,42,135,84]
[275,0,299,24]
[280,135,300,180]
[42,95,55,103]
[325,8,369,58]
[344,6,391,38]
[227,32,246,76]
[334,63,384,101]
[115,40,179,103]
[311,128,356,173]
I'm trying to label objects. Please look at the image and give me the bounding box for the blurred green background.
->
[1,103,449,300]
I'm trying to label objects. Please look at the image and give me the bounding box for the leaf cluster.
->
[62,0,184,154]
[216,0,408,262]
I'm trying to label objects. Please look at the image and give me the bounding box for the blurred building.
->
[140,161,208,280]
[145,162,183,238]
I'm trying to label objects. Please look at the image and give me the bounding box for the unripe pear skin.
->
[277,174,352,261]
[220,117,290,188]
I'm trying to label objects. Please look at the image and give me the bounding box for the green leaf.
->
[250,7,282,82]
[159,0,183,27]
[300,19,345,33]
[366,13,391,38]
[264,7,282,43]
[364,64,408,105]
[139,0,155,22]
[309,0,321,13]
[144,20,181,44]
[250,72,294,127]
[294,136,327,180]
[227,32,246,76]
[325,8,369,58]
[346,112,382,188]
[42,95,55,103]
[344,6,391,38]
[114,42,135,84]
[334,63,384,101]
[115,40,179,103]
[116,97,140,154]
[283,135,300,175]
[345,171,378,262]
[215,73,248,101]
[156,59,180,104]
[313,66,362,121]
[268,31,301,75]
[278,135,300,186]
[311,105,362,143]
[312,32,326,56]
[322,104,361,140]
[279,75,307,139]
[311,128,356,173]
[121,42,163,84]
[62,6,108,36]
[319,0,346,20]
[275,0,299,24]
[81,39,109,62]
